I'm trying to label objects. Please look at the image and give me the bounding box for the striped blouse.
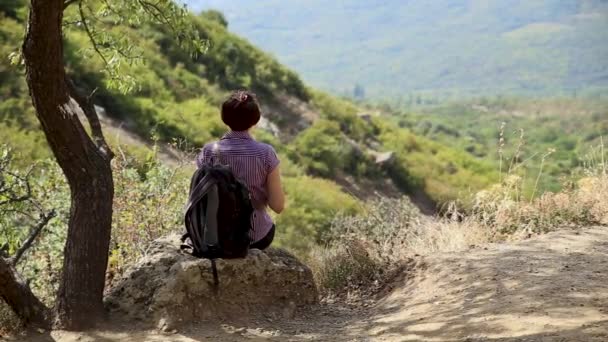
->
[196,130,280,243]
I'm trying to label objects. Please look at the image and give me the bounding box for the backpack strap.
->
[211,259,219,294]
[203,183,220,249]
[184,173,216,214]
[210,142,221,166]
[183,172,217,254]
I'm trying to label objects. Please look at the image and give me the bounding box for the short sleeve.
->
[265,145,280,174]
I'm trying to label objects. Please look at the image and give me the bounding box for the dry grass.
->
[309,139,607,296]
[0,304,22,337]
[473,174,607,237]
[306,198,491,295]
[473,138,607,236]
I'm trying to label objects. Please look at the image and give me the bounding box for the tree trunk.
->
[22,0,114,330]
[0,258,50,328]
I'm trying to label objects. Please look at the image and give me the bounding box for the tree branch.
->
[78,1,111,69]
[0,257,51,328]
[0,244,9,259]
[66,78,115,161]
[138,0,179,36]
[10,210,56,267]
[0,166,34,207]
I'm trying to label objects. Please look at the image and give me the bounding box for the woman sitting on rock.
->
[196,90,284,250]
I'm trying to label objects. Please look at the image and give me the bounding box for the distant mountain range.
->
[186,0,608,100]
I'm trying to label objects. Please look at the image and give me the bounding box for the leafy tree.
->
[0,0,26,19]
[291,120,350,177]
[0,0,202,330]
[200,9,228,28]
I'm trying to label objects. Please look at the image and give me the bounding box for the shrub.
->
[328,197,422,263]
[290,120,380,179]
[274,175,360,252]
[0,147,68,332]
[109,158,191,280]
[306,239,378,294]
[306,196,491,295]
[307,138,607,295]
[0,146,193,313]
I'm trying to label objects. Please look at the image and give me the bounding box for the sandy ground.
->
[13,226,608,342]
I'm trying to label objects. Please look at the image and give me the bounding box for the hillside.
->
[0,2,496,256]
[392,97,608,193]
[187,0,608,101]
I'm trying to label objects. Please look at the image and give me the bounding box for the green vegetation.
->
[309,144,607,295]
[0,3,309,158]
[188,0,608,101]
[4,1,606,323]
[1,1,502,256]
[393,97,608,194]
[0,3,364,259]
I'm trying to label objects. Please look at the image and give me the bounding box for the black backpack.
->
[181,152,253,287]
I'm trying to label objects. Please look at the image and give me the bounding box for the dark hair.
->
[221,90,261,131]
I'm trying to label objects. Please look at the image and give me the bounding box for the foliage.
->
[62,0,206,93]
[377,119,497,203]
[274,176,360,252]
[397,97,608,194]
[328,197,422,261]
[109,158,191,279]
[1,0,311,161]
[199,9,228,28]
[0,147,68,335]
[0,148,191,312]
[290,120,355,177]
[307,197,421,295]
[310,90,374,141]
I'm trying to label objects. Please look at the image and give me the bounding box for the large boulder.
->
[105,234,318,330]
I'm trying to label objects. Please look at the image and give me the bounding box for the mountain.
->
[186,0,608,101]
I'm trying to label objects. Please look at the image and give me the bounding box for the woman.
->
[196,90,284,250]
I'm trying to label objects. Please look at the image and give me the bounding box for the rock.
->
[93,105,107,119]
[105,234,318,330]
[257,116,281,137]
[373,151,394,164]
[358,113,373,123]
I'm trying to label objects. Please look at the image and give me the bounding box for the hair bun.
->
[221,90,261,131]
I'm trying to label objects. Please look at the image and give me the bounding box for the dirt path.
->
[361,226,608,341]
[19,226,608,341]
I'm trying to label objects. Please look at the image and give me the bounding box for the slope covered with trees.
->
[188,0,608,101]
[0,1,497,227]
[392,97,608,193]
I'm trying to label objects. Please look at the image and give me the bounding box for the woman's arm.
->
[266,166,285,214]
